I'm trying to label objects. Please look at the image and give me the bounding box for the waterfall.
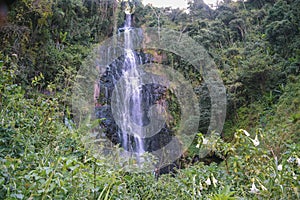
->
[118,13,145,156]
[95,10,176,170]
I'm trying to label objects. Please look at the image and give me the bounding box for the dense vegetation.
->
[0,0,299,199]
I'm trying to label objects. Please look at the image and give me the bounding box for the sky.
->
[142,0,218,9]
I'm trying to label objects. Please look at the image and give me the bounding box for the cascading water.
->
[117,13,145,156]
[94,3,182,170]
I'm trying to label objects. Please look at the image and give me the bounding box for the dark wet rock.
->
[94,50,214,173]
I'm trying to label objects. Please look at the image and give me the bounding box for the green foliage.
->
[264,0,300,57]
[208,186,236,200]
[0,0,299,199]
[224,75,300,142]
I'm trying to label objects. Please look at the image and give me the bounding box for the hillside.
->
[0,0,299,199]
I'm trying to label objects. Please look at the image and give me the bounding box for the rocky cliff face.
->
[94,50,212,155]
[94,52,173,152]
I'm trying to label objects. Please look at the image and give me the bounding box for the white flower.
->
[250,134,260,146]
[196,143,200,148]
[205,177,211,186]
[249,182,259,194]
[260,184,267,191]
[242,129,250,137]
[297,158,300,167]
[292,172,297,180]
[202,138,208,145]
[212,176,218,186]
[277,164,283,171]
[199,182,203,190]
[54,146,59,153]
[287,157,294,163]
